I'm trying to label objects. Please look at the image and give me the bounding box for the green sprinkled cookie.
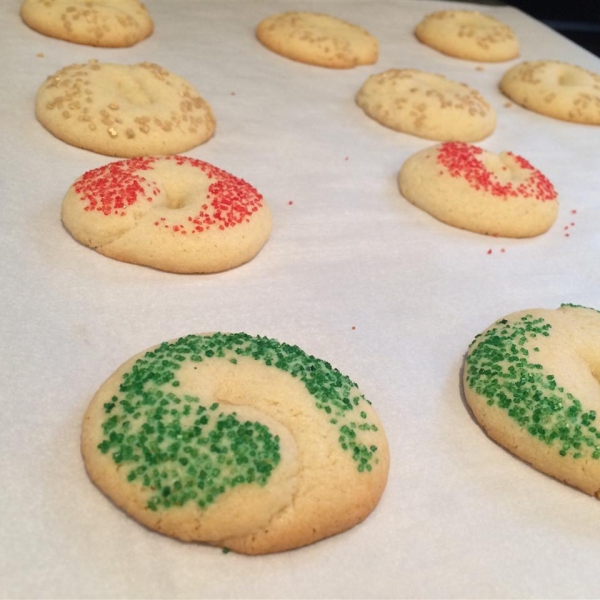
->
[82,333,389,554]
[464,304,600,496]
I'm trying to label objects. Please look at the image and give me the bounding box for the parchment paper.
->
[1,0,600,598]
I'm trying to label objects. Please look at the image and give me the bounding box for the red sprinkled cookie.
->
[398,142,558,237]
[62,156,272,273]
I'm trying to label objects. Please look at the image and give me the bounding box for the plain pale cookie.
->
[256,11,378,68]
[415,10,519,62]
[356,69,496,141]
[21,0,153,47]
[398,142,558,237]
[81,332,390,554]
[36,60,215,157]
[500,60,600,125]
[62,156,272,273]
[464,304,600,497]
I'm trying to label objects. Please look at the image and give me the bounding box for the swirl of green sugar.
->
[98,333,380,511]
[465,312,600,460]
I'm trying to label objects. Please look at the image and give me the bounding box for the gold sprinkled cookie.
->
[81,332,390,554]
[256,11,378,68]
[36,61,215,157]
[398,142,558,237]
[21,0,153,47]
[500,60,600,125]
[356,69,496,142]
[415,10,519,62]
[62,156,272,273]
[464,304,600,496]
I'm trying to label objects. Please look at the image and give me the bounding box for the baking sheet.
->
[1,0,600,598]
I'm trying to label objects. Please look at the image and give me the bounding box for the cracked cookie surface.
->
[81,333,390,554]
[61,156,272,273]
[21,0,153,47]
[36,61,215,157]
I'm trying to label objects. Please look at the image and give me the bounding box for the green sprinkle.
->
[465,312,600,462]
[97,333,381,513]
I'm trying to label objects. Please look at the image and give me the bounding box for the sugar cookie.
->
[464,304,600,496]
[500,60,600,125]
[62,156,271,273]
[81,332,390,554]
[36,61,215,157]
[256,11,378,68]
[398,142,558,237]
[415,10,519,62]
[356,69,496,141]
[21,0,153,47]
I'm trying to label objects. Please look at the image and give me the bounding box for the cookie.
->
[62,156,272,273]
[256,11,378,68]
[356,69,496,141]
[464,304,600,497]
[36,60,215,157]
[415,10,519,62]
[21,0,153,47]
[81,332,390,554]
[499,60,600,125]
[398,142,558,237]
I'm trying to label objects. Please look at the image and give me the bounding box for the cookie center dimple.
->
[163,184,195,210]
[153,167,206,211]
[558,69,587,87]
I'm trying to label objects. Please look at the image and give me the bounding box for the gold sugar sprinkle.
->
[36,53,44,58]
[108,127,117,137]
[108,103,119,110]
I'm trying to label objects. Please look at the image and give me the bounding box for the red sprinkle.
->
[436,142,557,201]
[288,201,294,205]
[487,249,492,255]
[73,156,264,235]
[571,209,577,214]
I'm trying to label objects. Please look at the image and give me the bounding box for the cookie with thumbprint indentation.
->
[61,156,271,273]
[21,0,153,47]
[398,142,558,237]
[81,332,390,554]
[415,10,519,62]
[36,60,215,157]
[464,304,600,496]
[500,60,600,125]
[256,11,378,68]
[356,69,496,141]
